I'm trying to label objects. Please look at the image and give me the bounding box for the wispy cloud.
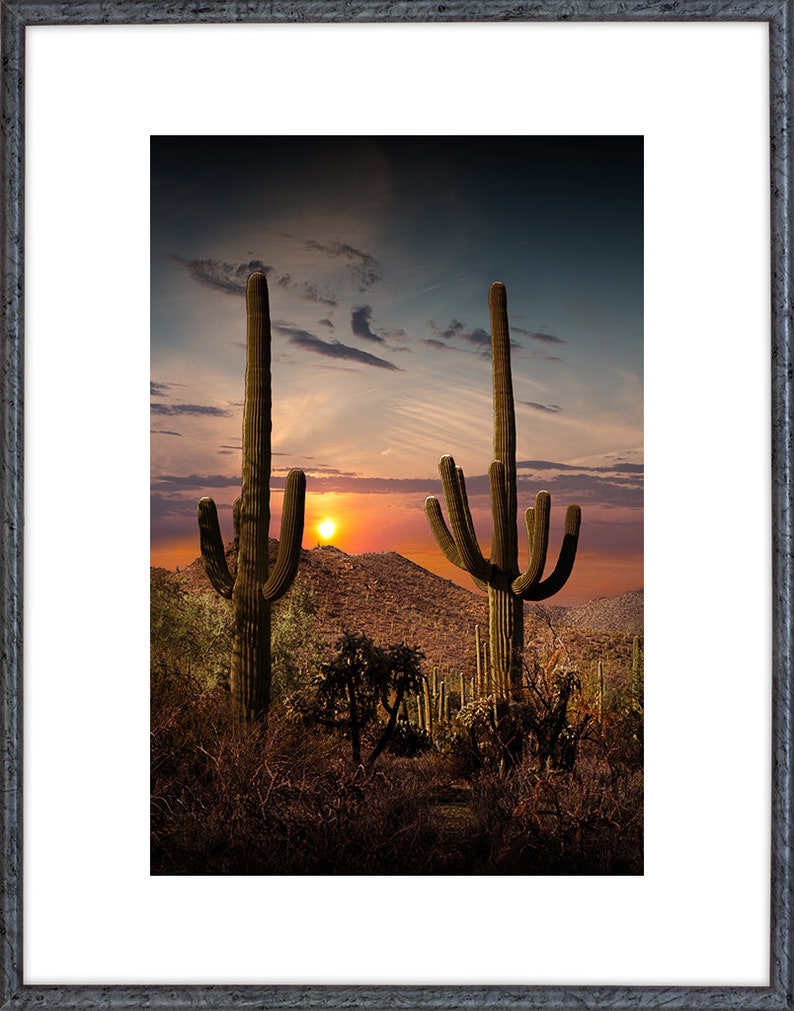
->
[286,235,383,291]
[512,325,566,346]
[151,429,182,437]
[300,283,339,307]
[517,459,644,475]
[273,322,401,371]
[522,401,563,413]
[429,319,520,354]
[153,474,242,492]
[151,403,233,417]
[421,338,473,355]
[151,380,181,398]
[351,305,384,344]
[170,255,290,296]
[152,464,642,510]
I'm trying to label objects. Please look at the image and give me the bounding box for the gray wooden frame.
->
[1,2,791,1008]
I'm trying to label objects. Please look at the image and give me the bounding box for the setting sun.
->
[318,519,336,541]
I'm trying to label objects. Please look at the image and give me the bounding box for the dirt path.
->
[426,781,485,872]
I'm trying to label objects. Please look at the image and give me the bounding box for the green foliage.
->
[150,570,234,688]
[270,579,328,700]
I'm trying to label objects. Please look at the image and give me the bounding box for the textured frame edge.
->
[1,1,791,1009]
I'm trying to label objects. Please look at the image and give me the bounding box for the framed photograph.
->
[2,3,790,1009]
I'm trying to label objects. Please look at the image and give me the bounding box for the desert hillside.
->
[156,543,642,678]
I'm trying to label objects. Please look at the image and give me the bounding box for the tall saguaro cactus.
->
[425,281,581,699]
[197,272,306,724]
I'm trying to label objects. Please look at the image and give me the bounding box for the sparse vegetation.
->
[151,552,643,875]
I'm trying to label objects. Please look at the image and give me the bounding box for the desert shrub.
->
[444,665,590,777]
[151,570,234,687]
[270,579,328,699]
[469,743,643,875]
[386,716,433,757]
[151,676,448,874]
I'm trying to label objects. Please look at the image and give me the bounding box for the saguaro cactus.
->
[197,272,306,724]
[425,282,581,699]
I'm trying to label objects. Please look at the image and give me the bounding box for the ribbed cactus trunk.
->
[233,276,274,722]
[488,582,523,698]
[488,280,524,696]
[425,282,582,705]
[198,272,306,726]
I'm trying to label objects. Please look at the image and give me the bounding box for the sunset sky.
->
[151,136,642,605]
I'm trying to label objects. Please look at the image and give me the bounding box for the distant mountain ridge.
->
[157,542,641,674]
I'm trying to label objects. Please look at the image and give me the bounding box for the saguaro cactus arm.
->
[517,503,582,600]
[488,460,513,574]
[438,454,493,583]
[511,490,551,597]
[197,496,234,599]
[424,468,489,592]
[424,494,463,568]
[262,468,307,603]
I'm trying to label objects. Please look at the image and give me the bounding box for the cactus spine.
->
[197,272,306,724]
[425,282,581,699]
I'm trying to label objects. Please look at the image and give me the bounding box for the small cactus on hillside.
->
[197,272,306,725]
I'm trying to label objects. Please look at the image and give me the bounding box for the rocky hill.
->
[545,588,644,635]
[158,542,642,680]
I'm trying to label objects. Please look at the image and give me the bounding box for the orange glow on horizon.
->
[150,537,202,572]
[152,493,642,607]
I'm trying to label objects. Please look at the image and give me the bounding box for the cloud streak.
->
[152,461,642,507]
[517,459,644,475]
[151,380,181,397]
[512,325,566,345]
[522,402,563,413]
[273,322,401,371]
[151,403,233,417]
